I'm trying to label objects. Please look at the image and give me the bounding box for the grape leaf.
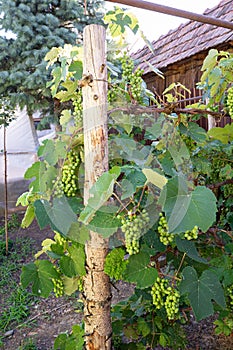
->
[34,197,77,236]
[21,260,59,297]
[87,206,121,238]
[24,161,46,192]
[59,245,85,278]
[79,168,120,224]
[162,177,217,233]
[208,124,233,143]
[63,276,81,296]
[67,221,90,244]
[180,266,226,321]
[21,205,35,228]
[179,122,207,143]
[142,168,167,189]
[175,237,207,263]
[68,245,86,276]
[111,135,150,167]
[37,139,67,165]
[124,252,158,289]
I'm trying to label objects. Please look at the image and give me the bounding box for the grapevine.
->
[120,53,144,103]
[61,150,80,197]
[226,86,233,118]
[77,276,84,292]
[227,284,233,310]
[107,79,119,103]
[158,213,174,246]
[121,209,150,255]
[72,89,83,126]
[164,287,180,320]
[52,268,64,298]
[151,277,180,320]
[52,177,64,198]
[184,226,199,240]
[151,277,168,309]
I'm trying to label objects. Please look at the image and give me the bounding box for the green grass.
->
[0,236,38,345]
[0,213,21,236]
[17,338,38,350]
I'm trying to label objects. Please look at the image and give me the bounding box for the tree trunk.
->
[82,25,112,350]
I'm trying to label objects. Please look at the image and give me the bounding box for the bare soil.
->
[1,213,233,350]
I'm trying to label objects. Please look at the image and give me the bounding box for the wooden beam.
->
[106,0,233,30]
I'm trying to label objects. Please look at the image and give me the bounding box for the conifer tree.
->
[0,0,103,116]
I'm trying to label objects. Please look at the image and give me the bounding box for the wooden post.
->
[82,25,112,350]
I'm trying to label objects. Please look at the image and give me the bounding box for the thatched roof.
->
[132,0,233,74]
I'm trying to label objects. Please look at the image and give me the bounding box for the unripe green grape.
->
[151,277,168,309]
[164,288,180,320]
[121,209,150,255]
[52,277,64,298]
[158,213,174,245]
[72,89,83,126]
[184,225,199,240]
[62,150,80,197]
[226,86,233,118]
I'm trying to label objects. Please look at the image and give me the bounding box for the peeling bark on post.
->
[82,25,112,350]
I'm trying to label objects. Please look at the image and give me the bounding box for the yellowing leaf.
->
[142,168,167,189]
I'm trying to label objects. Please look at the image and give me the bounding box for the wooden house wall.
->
[143,44,233,130]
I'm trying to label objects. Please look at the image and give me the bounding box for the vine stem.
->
[175,252,186,279]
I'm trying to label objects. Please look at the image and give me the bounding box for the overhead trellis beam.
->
[106,0,233,30]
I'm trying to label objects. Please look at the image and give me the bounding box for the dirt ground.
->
[1,213,233,350]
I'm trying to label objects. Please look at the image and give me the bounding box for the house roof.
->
[132,0,233,74]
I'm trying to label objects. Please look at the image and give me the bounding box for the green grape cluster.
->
[164,287,180,320]
[107,80,119,103]
[72,89,83,126]
[158,213,174,245]
[151,277,168,309]
[52,277,64,298]
[120,53,134,81]
[226,86,233,118]
[77,276,84,292]
[227,285,233,309]
[151,277,180,320]
[130,68,144,102]
[184,226,199,240]
[120,53,144,103]
[52,177,64,198]
[62,150,80,197]
[121,209,150,255]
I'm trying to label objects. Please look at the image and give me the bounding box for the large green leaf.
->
[175,237,207,264]
[59,244,85,278]
[24,161,46,192]
[34,197,77,236]
[21,260,59,297]
[162,177,217,233]
[87,206,121,238]
[179,122,207,143]
[67,222,90,244]
[180,266,226,321]
[79,168,120,224]
[208,124,233,143]
[37,139,67,166]
[124,252,157,289]
[111,136,151,167]
[142,168,167,189]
